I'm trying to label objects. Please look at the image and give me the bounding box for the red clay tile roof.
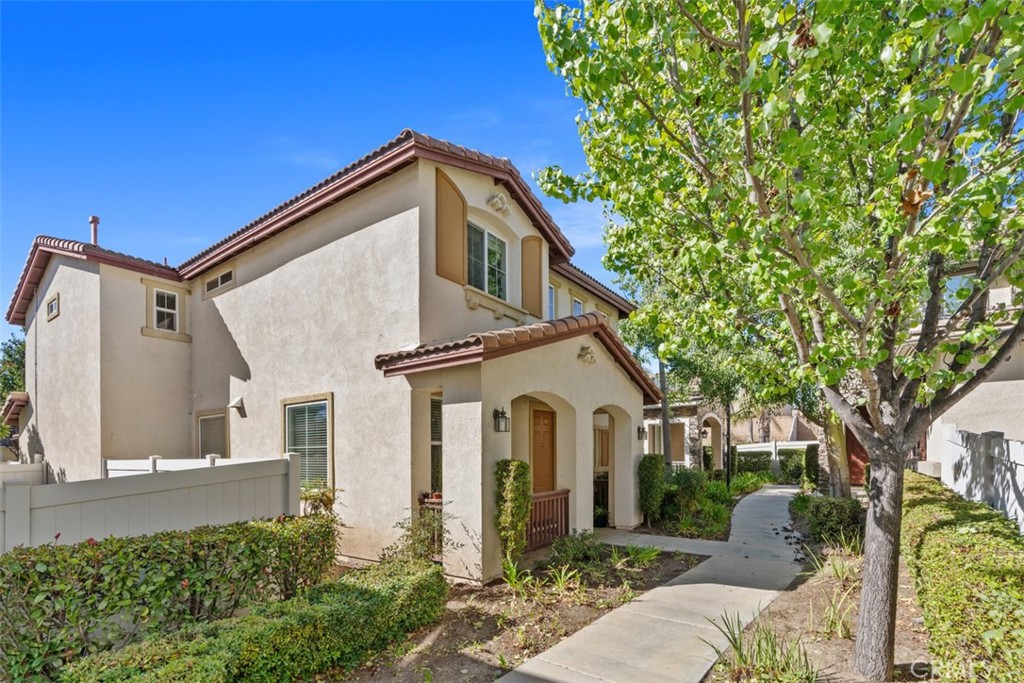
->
[2,391,29,427]
[177,129,575,278]
[6,236,180,326]
[374,312,660,404]
[552,261,635,316]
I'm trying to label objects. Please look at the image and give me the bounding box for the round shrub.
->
[804,495,862,542]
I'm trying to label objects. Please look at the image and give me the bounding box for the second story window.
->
[155,289,178,332]
[467,224,506,300]
[572,297,584,316]
[548,285,556,319]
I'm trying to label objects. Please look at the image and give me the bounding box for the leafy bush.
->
[799,495,862,543]
[0,515,337,682]
[299,480,340,516]
[730,471,769,496]
[550,530,603,567]
[637,455,666,526]
[61,560,448,683]
[789,491,812,518]
[803,443,820,490]
[736,450,772,474]
[660,468,706,521]
[677,499,730,540]
[702,445,714,471]
[778,448,805,484]
[380,505,462,563]
[494,459,532,559]
[703,480,733,506]
[902,472,1024,682]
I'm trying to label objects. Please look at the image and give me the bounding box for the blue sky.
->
[0,0,616,339]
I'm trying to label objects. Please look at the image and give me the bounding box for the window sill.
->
[464,285,528,323]
[141,327,192,343]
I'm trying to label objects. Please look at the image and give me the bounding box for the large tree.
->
[537,1,1023,678]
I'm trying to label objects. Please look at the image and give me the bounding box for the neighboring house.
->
[4,130,659,581]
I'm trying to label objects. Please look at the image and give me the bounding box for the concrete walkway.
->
[499,485,803,683]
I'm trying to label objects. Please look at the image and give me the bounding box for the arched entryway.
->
[701,414,724,471]
[510,392,576,550]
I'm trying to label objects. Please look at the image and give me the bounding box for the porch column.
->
[573,415,594,532]
[613,415,642,528]
[441,399,486,582]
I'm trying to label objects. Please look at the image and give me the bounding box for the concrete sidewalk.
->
[499,485,803,683]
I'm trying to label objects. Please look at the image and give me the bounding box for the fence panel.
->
[2,455,301,553]
[937,423,1024,533]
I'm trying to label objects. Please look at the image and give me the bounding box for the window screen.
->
[199,415,227,457]
[286,401,329,485]
[430,398,443,493]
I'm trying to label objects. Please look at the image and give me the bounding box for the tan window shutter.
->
[436,169,467,284]
[521,236,543,317]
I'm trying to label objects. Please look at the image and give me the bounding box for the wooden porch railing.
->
[526,489,570,552]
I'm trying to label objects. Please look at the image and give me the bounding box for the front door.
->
[532,409,555,492]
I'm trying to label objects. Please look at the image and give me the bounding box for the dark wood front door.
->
[846,425,870,486]
[533,409,555,493]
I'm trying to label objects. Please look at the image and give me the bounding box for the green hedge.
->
[800,495,861,542]
[902,473,1024,682]
[778,448,804,484]
[0,515,337,682]
[495,459,532,559]
[736,450,772,474]
[60,560,448,683]
[637,454,666,525]
[803,443,820,489]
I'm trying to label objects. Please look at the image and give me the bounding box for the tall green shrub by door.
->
[638,454,666,527]
[495,459,531,560]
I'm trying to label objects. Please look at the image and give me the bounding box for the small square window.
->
[572,298,584,316]
[46,294,60,321]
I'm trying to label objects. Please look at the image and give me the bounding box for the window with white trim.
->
[154,289,178,332]
[467,223,507,300]
[286,400,330,485]
[572,297,584,316]
[199,414,227,458]
[46,294,60,321]
[430,397,443,493]
[548,285,556,320]
[205,269,234,295]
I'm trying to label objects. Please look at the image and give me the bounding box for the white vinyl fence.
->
[103,454,229,477]
[0,462,45,486]
[935,423,1024,533]
[0,455,300,553]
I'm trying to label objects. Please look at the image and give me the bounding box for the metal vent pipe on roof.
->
[88,215,99,245]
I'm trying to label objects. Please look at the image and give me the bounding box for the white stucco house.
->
[3,130,659,581]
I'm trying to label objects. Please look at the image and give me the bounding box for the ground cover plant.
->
[902,471,1024,682]
[0,514,337,682]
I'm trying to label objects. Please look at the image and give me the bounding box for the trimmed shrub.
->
[702,445,714,471]
[730,471,769,496]
[550,530,604,567]
[803,444,820,489]
[902,473,1024,682]
[637,455,666,525]
[494,459,532,560]
[61,560,448,683]
[800,495,861,542]
[736,450,772,474]
[778,448,805,484]
[0,515,336,682]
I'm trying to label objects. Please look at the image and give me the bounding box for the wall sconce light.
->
[700,428,709,439]
[493,407,511,433]
[228,396,246,418]
[637,425,648,441]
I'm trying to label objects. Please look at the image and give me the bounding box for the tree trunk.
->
[825,411,852,498]
[658,359,673,467]
[853,452,906,681]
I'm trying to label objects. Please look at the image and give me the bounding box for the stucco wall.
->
[20,257,102,482]
[927,346,1024,459]
[99,265,192,460]
[188,166,422,562]
[417,161,551,342]
[548,273,620,331]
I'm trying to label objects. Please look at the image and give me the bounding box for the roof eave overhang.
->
[6,242,180,326]
[551,262,634,316]
[180,137,575,280]
[2,392,28,427]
